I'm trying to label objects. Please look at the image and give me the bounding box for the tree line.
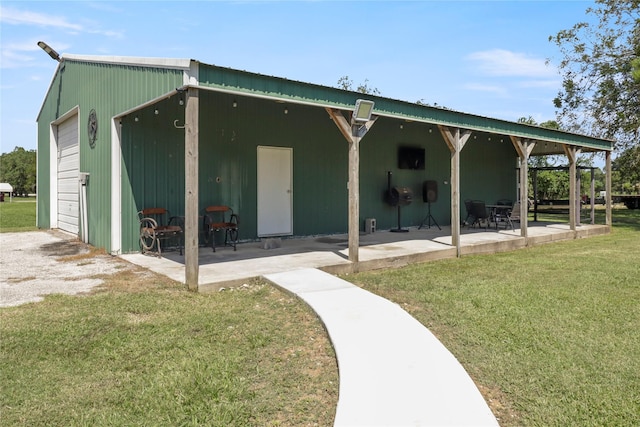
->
[0,147,36,197]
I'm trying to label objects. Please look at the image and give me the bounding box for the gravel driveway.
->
[0,231,133,308]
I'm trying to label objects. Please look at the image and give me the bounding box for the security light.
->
[352,99,374,123]
[37,41,61,62]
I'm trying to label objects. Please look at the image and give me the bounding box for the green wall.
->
[37,60,185,252]
[119,90,518,253]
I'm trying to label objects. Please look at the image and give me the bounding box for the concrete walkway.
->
[264,268,499,427]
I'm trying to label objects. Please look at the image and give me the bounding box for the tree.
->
[612,145,640,193]
[0,147,36,196]
[336,76,381,95]
[416,99,451,109]
[550,0,640,150]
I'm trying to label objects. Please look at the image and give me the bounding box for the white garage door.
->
[57,115,79,234]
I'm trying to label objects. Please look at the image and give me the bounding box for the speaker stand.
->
[390,205,409,232]
[419,202,441,230]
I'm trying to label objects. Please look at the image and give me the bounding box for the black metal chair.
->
[202,206,239,251]
[463,199,475,226]
[470,201,490,230]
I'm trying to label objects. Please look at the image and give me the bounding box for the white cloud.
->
[0,39,71,69]
[466,49,556,78]
[0,5,124,38]
[0,6,83,32]
[0,4,121,68]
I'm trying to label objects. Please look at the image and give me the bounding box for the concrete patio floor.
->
[120,221,609,291]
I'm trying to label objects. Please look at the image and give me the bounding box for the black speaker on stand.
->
[384,171,413,232]
[419,180,441,230]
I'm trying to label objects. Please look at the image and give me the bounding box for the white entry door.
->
[257,146,292,237]
[57,114,79,234]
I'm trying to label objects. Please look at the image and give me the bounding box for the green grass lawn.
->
[0,197,37,232]
[1,201,638,426]
[348,208,640,426]
[0,275,339,426]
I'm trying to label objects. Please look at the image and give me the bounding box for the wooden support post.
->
[325,108,377,266]
[576,167,582,226]
[439,126,471,256]
[605,151,612,226]
[510,137,535,240]
[185,87,199,291]
[563,146,580,233]
[348,135,360,264]
[590,168,596,224]
[533,168,539,222]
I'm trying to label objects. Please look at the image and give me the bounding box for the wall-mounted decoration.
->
[87,109,98,148]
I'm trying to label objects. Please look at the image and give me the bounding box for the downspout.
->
[79,173,90,243]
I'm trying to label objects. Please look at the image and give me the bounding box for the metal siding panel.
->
[290,110,348,236]
[119,97,186,252]
[195,91,350,241]
[42,60,185,252]
[85,64,184,251]
[358,119,466,230]
[460,136,518,204]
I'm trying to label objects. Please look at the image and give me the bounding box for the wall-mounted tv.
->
[398,146,425,170]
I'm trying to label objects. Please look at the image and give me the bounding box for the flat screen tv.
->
[398,146,425,170]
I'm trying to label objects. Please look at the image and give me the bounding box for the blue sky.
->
[1,0,597,154]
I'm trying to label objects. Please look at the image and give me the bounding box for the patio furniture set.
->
[138,206,238,257]
[464,199,521,231]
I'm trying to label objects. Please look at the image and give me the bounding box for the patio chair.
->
[203,205,239,252]
[470,200,490,230]
[463,199,475,227]
[504,201,521,231]
[138,208,184,257]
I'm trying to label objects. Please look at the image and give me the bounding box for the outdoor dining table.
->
[486,204,511,228]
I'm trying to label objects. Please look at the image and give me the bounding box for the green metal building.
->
[37,54,614,264]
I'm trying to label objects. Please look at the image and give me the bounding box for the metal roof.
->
[195,61,613,153]
[40,54,613,153]
[62,54,192,70]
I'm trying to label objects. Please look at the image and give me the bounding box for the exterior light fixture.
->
[352,99,374,123]
[232,101,237,108]
[37,41,61,62]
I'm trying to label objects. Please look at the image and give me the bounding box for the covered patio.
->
[121,220,609,292]
[106,59,614,292]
